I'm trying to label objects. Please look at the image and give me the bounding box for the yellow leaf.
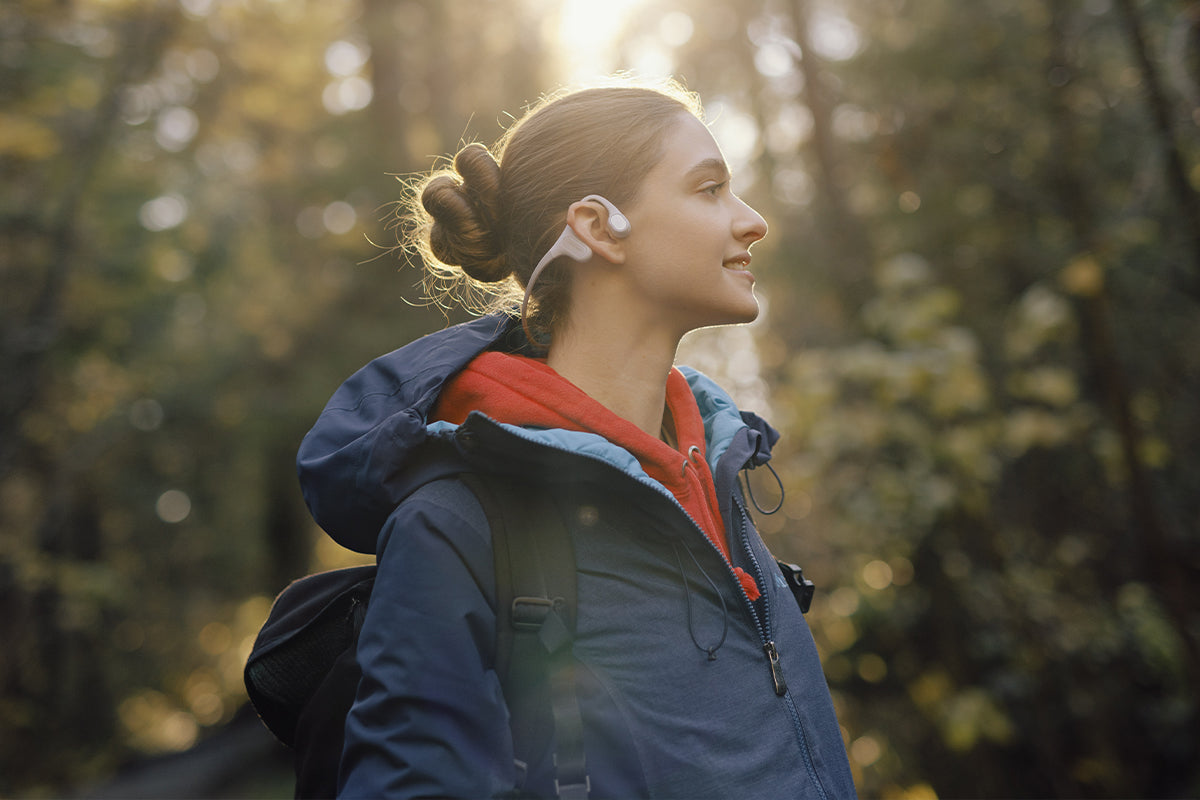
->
[1060,254,1104,297]
[0,113,60,160]
[1139,436,1169,468]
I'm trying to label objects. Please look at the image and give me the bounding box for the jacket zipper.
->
[764,640,787,695]
[734,493,830,800]
[729,495,780,684]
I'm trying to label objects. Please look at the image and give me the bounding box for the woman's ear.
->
[565,200,627,265]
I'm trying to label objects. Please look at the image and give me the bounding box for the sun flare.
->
[551,0,652,82]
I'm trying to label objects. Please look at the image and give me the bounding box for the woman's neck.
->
[546,317,680,439]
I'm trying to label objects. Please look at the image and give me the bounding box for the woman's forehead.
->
[648,114,728,181]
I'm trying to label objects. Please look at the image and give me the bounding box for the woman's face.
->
[617,113,769,337]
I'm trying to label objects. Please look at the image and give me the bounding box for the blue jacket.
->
[297,314,857,799]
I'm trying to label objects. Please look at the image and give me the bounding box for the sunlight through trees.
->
[2,0,1198,796]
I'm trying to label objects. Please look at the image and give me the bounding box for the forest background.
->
[3,0,1199,797]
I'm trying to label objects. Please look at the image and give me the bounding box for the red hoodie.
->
[432,351,761,601]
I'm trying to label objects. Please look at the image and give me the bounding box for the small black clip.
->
[777,560,815,614]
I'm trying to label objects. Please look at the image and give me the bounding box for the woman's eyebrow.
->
[685,157,731,180]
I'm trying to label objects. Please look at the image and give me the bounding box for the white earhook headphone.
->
[587,194,631,238]
[520,194,630,325]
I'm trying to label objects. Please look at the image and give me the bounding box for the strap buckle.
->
[511,596,554,631]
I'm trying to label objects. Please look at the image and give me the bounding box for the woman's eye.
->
[704,181,727,196]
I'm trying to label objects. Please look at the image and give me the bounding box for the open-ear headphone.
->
[586,194,631,238]
[520,194,630,324]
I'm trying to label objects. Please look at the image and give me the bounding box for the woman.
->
[297,80,857,799]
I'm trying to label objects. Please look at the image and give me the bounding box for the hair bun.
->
[454,143,502,218]
[421,144,507,282]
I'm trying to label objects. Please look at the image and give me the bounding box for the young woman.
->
[296,81,857,799]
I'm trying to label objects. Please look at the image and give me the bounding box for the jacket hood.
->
[297,314,779,553]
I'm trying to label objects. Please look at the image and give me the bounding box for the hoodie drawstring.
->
[672,542,729,661]
[742,462,785,516]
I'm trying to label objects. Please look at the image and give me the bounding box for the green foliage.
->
[2,0,1198,797]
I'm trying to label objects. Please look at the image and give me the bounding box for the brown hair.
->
[398,78,704,343]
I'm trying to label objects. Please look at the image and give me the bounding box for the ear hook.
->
[520,194,631,335]
[580,194,631,238]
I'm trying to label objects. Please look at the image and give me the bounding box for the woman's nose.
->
[735,197,768,245]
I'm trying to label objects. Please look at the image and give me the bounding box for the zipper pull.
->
[764,641,787,696]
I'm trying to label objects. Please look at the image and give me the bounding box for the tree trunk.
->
[0,9,180,471]
[1047,0,1200,688]
[1113,0,1200,299]
[790,0,875,305]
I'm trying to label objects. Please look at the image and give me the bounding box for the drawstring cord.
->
[672,542,728,661]
[742,462,784,515]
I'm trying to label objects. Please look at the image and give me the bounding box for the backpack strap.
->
[464,472,589,799]
[244,474,588,798]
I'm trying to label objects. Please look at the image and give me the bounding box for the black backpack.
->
[244,472,588,799]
